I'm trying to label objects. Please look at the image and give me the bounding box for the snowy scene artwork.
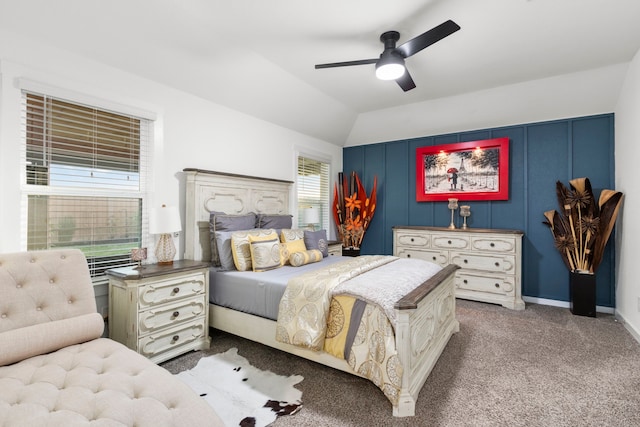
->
[416,138,509,202]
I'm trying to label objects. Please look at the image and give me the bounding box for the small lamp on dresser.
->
[150,204,181,265]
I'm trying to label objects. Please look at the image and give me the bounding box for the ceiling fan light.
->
[376,63,405,80]
[375,51,406,80]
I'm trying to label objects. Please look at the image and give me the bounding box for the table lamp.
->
[303,206,320,230]
[149,204,181,265]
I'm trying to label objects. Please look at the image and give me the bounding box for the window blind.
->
[297,156,330,231]
[21,91,151,284]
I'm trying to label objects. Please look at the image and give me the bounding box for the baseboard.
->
[615,311,640,345]
[522,296,615,314]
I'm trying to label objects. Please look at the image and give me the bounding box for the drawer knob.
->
[432,256,436,261]
[490,243,495,247]
[463,279,468,284]
[407,254,411,258]
[463,259,468,264]
[172,311,180,318]
[410,238,415,242]
[173,287,180,294]
[495,283,500,288]
[495,262,500,267]
[172,335,180,342]
[448,240,452,244]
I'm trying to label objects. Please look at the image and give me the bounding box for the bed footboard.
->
[393,264,460,417]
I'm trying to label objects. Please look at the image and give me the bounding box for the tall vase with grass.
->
[542,177,623,316]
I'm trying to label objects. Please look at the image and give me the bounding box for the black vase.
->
[569,271,596,317]
[342,247,360,257]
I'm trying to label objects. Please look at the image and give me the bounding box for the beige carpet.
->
[162,300,640,426]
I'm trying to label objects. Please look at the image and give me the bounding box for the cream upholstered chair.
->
[0,249,223,427]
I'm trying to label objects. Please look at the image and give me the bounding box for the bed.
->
[182,168,459,417]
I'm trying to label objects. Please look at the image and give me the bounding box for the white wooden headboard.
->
[183,168,293,262]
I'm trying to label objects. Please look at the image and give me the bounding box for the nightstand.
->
[327,240,343,257]
[107,260,211,363]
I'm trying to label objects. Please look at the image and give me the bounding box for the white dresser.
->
[393,226,525,310]
[108,260,211,363]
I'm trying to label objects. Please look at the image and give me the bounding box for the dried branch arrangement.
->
[332,171,377,249]
[543,177,623,274]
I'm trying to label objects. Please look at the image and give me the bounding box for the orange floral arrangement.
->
[332,171,377,249]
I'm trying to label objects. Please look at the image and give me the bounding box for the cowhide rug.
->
[175,348,303,427]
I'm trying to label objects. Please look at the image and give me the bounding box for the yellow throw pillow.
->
[231,229,278,271]
[249,235,282,272]
[280,228,305,242]
[289,249,323,267]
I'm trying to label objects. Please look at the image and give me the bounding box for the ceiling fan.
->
[315,20,460,92]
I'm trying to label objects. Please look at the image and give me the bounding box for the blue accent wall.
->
[343,114,616,307]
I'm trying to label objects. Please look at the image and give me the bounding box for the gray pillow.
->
[256,214,293,230]
[209,212,257,266]
[303,229,328,257]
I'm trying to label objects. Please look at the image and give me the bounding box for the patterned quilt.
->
[275,255,442,406]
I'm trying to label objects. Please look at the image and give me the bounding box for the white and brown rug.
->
[175,348,303,427]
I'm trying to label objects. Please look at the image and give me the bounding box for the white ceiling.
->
[2,0,640,145]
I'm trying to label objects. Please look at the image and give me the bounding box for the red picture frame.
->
[416,138,509,202]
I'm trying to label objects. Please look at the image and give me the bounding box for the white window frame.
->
[18,79,155,285]
[295,150,332,233]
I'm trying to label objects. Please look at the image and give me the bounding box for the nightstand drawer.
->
[138,319,206,359]
[138,296,206,334]
[138,272,205,309]
[456,272,515,296]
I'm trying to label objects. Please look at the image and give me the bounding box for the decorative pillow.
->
[280,228,305,242]
[304,229,329,257]
[289,249,323,267]
[256,214,293,230]
[231,229,278,271]
[215,229,257,271]
[209,212,257,266]
[282,239,306,255]
[249,236,282,272]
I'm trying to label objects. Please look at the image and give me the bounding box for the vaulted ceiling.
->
[2,0,640,145]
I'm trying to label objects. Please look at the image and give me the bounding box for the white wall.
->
[0,31,343,258]
[346,63,628,146]
[614,48,640,340]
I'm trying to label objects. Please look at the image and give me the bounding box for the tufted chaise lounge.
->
[0,249,224,427]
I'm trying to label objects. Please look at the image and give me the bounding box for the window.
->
[21,91,151,284]
[297,156,330,232]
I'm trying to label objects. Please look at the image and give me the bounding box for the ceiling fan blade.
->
[315,58,378,69]
[395,20,461,58]
[396,69,416,92]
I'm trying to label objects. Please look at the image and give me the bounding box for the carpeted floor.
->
[161,300,640,426]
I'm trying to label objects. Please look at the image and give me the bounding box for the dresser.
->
[393,226,525,310]
[107,260,211,363]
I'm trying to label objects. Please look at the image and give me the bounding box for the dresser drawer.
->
[138,319,206,358]
[395,248,448,266]
[138,296,206,335]
[432,235,469,250]
[451,252,515,273]
[396,232,430,248]
[456,272,515,295]
[138,272,205,309]
[471,236,516,253]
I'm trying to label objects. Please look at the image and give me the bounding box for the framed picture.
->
[416,137,509,202]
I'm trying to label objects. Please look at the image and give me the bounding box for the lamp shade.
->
[149,205,181,234]
[303,206,320,225]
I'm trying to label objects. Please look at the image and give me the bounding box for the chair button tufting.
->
[30,259,35,263]
[1,314,6,318]
[16,284,22,288]
[49,279,55,284]
[36,307,42,311]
